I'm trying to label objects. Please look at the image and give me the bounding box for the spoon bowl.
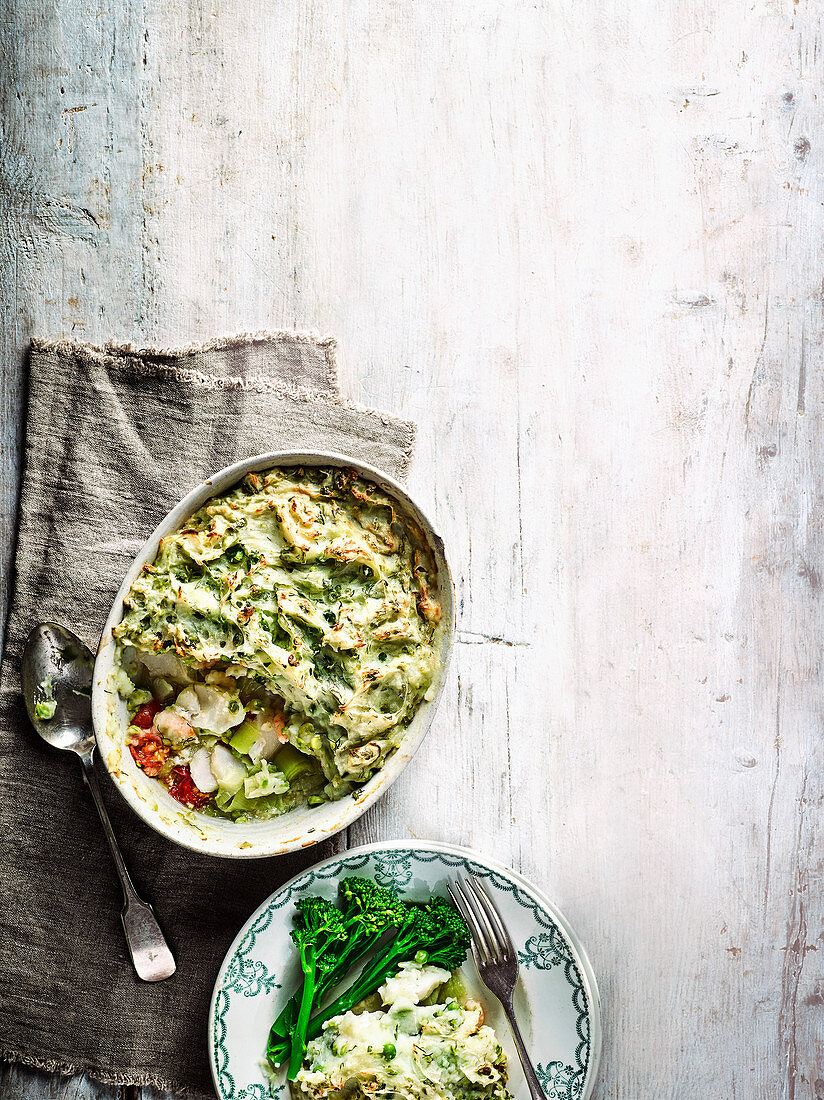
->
[21,622,95,756]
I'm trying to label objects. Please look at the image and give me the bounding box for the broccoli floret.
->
[416,895,472,971]
[302,894,470,1048]
[267,879,407,1074]
[338,876,409,936]
[292,896,347,946]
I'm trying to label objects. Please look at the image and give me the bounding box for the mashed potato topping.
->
[111,466,443,820]
[294,963,511,1100]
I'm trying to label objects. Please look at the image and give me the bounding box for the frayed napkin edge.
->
[30,330,339,392]
[31,328,338,360]
[1,1049,214,1098]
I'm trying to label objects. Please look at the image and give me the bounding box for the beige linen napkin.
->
[0,333,415,1096]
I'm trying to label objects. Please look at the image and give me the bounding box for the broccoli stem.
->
[266,999,297,1066]
[287,944,318,1079]
[268,926,387,1055]
[266,1034,289,1070]
[304,945,405,1041]
[275,896,347,1076]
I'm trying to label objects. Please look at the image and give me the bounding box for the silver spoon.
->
[21,622,176,982]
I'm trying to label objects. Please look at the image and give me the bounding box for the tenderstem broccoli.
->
[266,878,407,1074]
[303,894,470,1044]
[285,897,347,1079]
[269,881,470,1080]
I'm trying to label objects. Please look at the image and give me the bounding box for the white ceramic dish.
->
[91,452,454,859]
[208,841,602,1100]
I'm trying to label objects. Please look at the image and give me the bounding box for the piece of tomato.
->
[167,764,212,809]
[128,729,169,777]
[132,699,162,729]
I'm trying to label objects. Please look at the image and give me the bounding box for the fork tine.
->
[448,881,488,968]
[467,876,515,960]
[458,876,501,961]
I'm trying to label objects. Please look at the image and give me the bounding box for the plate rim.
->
[208,839,602,1100]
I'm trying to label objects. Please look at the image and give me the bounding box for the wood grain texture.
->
[2,1,823,1098]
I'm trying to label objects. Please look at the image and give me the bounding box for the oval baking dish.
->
[91,451,454,858]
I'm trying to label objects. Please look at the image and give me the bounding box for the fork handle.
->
[501,999,547,1100]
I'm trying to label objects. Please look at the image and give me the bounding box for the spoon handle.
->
[80,751,176,982]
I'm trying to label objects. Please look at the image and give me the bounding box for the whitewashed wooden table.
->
[2,1,823,1098]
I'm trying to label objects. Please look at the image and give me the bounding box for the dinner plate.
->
[208,841,601,1100]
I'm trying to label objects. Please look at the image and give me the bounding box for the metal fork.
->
[449,876,546,1100]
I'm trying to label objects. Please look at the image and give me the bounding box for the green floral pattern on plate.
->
[518,928,574,970]
[210,844,599,1100]
[536,1061,584,1100]
[372,849,415,889]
